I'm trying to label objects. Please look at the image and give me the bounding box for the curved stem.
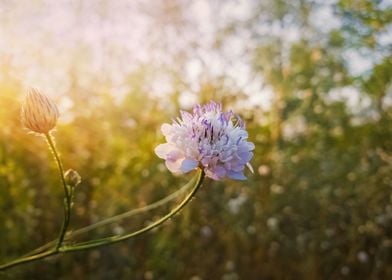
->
[0,169,205,271]
[61,169,205,252]
[45,133,71,250]
[22,177,196,257]
[0,250,56,271]
[71,174,198,238]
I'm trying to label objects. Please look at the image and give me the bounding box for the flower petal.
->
[247,142,255,151]
[167,149,183,161]
[161,123,172,135]
[213,165,227,178]
[239,151,253,163]
[154,143,174,159]
[227,171,247,180]
[180,158,199,173]
[166,158,184,173]
[204,165,227,181]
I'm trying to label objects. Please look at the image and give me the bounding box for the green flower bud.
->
[64,169,82,187]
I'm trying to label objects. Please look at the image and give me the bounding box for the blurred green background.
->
[0,0,391,279]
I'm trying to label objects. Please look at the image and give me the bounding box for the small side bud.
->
[21,88,59,134]
[64,169,82,187]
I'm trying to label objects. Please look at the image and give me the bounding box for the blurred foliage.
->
[0,0,391,279]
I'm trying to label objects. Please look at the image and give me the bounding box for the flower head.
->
[155,101,255,180]
[21,88,59,134]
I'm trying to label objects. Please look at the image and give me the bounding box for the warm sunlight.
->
[0,0,391,279]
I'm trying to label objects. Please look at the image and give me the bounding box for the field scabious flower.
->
[155,101,255,180]
[21,88,59,134]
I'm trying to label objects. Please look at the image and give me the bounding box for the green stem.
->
[0,169,205,271]
[22,177,196,257]
[61,169,204,252]
[0,250,56,271]
[68,173,198,238]
[45,133,71,250]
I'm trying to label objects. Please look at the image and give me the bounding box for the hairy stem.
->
[45,133,71,250]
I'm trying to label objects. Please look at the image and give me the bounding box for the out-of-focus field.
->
[0,1,391,279]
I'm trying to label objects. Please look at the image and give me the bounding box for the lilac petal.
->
[237,130,248,139]
[238,141,255,152]
[227,171,247,180]
[180,158,199,173]
[155,143,174,159]
[247,142,255,151]
[231,162,245,172]
[214,165,227,178]
[161,123,172,135]
[166,158,184,173]
[238,151,253,163]
[166,149,183,161]
[205,166,227,181]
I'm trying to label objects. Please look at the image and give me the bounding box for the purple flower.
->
[155,101,255,180]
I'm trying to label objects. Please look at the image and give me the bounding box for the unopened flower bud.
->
[21,88,59,134]
[64,169,82,187]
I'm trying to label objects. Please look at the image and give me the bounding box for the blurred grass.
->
[0,76,391,279]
